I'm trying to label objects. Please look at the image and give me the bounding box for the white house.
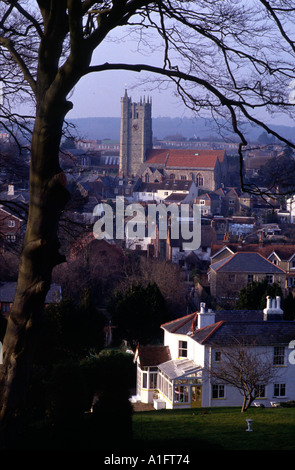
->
[133,180,198,204]
[286,196,295,223]
[134,297,295,410]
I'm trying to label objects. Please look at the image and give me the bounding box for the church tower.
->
[119,90,152,177]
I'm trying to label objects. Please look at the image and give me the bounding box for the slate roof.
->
[137,345,171,367]
[0,282,62,303]
[194,321,295,347]
[161,310,295,346]
[210,252,286,273]
[161,313,196,335]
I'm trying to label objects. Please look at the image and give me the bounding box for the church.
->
[119,90,229,192]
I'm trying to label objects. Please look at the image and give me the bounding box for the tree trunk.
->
[241,394,247,412]
[0,101,70,445]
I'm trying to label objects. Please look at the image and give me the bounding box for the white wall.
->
[163,329,295,408]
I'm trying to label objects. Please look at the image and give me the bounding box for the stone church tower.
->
[119,90,153,177]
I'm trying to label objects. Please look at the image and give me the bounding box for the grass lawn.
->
[131,406,295,451]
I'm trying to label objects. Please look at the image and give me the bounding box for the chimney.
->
[8,184,14,196]
[198,303,216,329]
[263,296,283,321]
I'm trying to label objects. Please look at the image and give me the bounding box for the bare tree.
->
[205,338,280,412]
[0,0,294,443]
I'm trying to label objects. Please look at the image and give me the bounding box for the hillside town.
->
[1,91,295,412]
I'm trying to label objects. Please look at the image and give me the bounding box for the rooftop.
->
[210,252,286,273]
[161,308,295,346]
[145,149,225,169]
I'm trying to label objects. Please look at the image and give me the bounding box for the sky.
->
[9,6,295,129]
[66,33,193,120]
[67,69,192,120]
[65,36,295,128]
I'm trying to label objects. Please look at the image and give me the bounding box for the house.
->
[195,192,221,216]
[0,282,62,317]
[267,246,295,291]
[134,297,295,409]
[222,187,241,215]
[208,251,286,299]
[113,177,142,201]
[0,206,24,246]
[210,243,295,292]
[133,179,198,204]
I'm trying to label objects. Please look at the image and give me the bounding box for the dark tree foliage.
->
[109,282,169,345]
[258,154,295,195]
[235,278,283,310]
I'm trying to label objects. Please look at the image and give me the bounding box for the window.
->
[196,174,203,186]
[247,274,254,284]
[149,367,158,389]
[214,351,221,362]
[255,384,266,398]
[178,340,188,358]
[8,220,15,227]
[1,303,10,313]
[273,346,285,365]
[174,385,189,403]
[266,274,274,284]
[212,384,225,399]
[6,235,16,242]
[274,383,286,397]
[142,372,148,388]
[199,200,205,205]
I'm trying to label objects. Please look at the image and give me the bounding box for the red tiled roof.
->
[145,149,225,169]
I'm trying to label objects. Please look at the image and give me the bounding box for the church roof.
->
[145,149,225,169]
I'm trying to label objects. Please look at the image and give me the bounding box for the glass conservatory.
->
[157,358,203,409]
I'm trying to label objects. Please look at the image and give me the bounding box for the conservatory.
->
[156,358,203,409]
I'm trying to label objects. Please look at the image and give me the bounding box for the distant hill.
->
[68,116,295,144]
